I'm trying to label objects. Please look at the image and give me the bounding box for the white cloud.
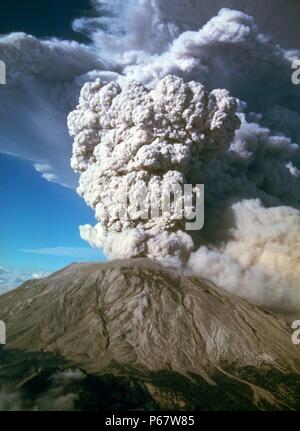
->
[20,246,102,260]
[0,267,49,294]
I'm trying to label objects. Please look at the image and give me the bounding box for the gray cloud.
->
[0,32,106,188]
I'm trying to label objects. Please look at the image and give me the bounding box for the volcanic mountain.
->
[0,258,299,411]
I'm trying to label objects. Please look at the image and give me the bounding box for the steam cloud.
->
[1,1,300,319]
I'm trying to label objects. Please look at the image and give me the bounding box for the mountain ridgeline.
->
[0,259,300,410]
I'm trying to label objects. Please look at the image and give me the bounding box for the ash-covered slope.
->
[0,258,300,411]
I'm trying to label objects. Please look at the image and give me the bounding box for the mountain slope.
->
[0,258,300,410]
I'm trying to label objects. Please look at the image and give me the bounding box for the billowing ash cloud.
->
[189,200,300,320]
[68,75,239,260]
[74,0,300,54]
[68,4,300,319]
[1,2,299,185]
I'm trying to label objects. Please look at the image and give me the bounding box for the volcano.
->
[0,258,299,411]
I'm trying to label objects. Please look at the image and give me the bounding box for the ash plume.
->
[68,5,300,319]
[68,75,239,261]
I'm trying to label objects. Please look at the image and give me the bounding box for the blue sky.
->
[0,154,105,283]
[0,0,106,291]
[0,0,93,43]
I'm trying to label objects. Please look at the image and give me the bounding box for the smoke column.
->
[68,4,300,320]
[68,75,239,261]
